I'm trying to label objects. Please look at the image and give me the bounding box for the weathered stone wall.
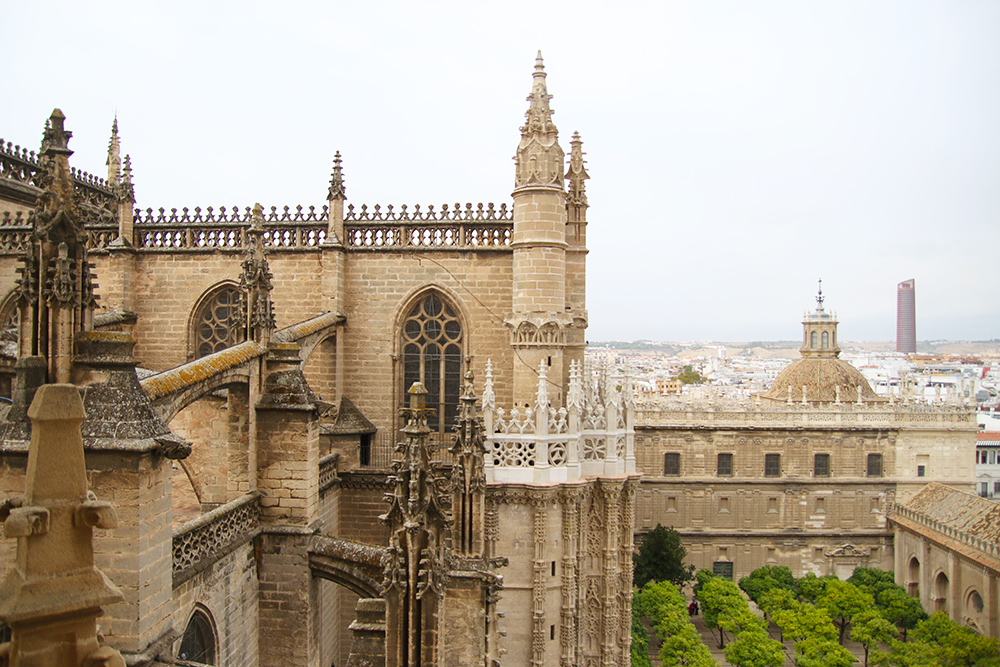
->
[172,541,260,667]
[170,395,230,508]
[488,478,636,667]
[894,525,1000,637]
[633,419,974,581]
[85,450,174,654]
[337,473,390,547]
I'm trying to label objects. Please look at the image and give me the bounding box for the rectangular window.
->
[717,452,733,476]
[764,453,781,478]
[719,497,730,513]
[713,561,734,580]
[917,465,925,478]
[981,483,989,497]
[666,496,677,512]
[867,453,883,477]
[663,452,680,476]
[767,497,779,514]
[814,453,830,477]
[994,481,1000,494]
[991,451,996,465]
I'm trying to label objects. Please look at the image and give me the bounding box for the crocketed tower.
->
[508,52,588,407]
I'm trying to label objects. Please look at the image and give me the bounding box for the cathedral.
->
[0,55,638,667]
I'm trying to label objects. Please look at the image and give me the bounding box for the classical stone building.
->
[0,55,638,667]
[633,290,977,582]
[890,482,1000,638]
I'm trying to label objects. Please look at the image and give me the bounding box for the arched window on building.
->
[190,284,242,359]
[400,292,463,440]
[821,331,829,349]
[907,557,920,597]
[178,607,216,665]
[810,331,818,349]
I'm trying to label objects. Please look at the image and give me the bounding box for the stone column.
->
[255,342,322,667]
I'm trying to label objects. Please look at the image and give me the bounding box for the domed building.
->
[633,288,976,582]
[761,286,884,405]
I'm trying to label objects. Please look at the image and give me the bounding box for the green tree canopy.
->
[675,365,708,385]
[873,612,1000,667]
[633,524,695,588]
[849,568,899,602]
[852,609,899,667]
[722,627,785,667]
[739,565,797,606]
[817,580,874,644]
[795,636,856,667]
[796,572,838,602]
[875,587,927,641]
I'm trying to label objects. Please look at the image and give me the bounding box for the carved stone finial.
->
[119,154,135,202]
[566,130,589,214]
[240,203,275,343]
[535,359,549,412]
[514,52,564,191]
[40,109,72,156]
[816,278,825,311]
[328,151,347,200]
[482,359,495,411]
[106,116,121,186]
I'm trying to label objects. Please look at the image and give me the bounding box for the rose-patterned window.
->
[191,285,242,359]
[400,293,462,440]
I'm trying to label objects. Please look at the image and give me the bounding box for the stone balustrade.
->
[172,492,261,586]
[636,401,977,429]
[483,359,636,484]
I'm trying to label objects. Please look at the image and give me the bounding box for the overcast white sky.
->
[2,1,998,342]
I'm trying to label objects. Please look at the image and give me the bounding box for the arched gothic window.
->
[191,285,242,359]
[810,331,818,349]
[400,292,462,439]
[178,608,216,665]
[821,331,829,349]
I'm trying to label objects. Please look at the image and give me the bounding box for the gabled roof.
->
[322,396,377,435]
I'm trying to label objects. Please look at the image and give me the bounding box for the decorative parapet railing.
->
[172,492,261,586]
[483,359,636,485]
[635,401,978,430]
[319,452,340,492]
[0,138,117,213]
[0,197,513,252]
[889,503,1000,567]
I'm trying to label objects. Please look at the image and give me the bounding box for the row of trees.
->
[631,527,1000,667]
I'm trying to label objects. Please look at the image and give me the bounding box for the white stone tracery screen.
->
[401,293,462,439]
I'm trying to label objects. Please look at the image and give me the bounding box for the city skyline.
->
[2,1,997,342]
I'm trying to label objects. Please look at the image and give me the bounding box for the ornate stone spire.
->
[566,131,589,221]
[14,109,97,385]
[106,117,121,187]
[514,51,564,191]
[240,203,276,344]
[449,370,487,557]
[381,382,452,667]
[328,150,346,200]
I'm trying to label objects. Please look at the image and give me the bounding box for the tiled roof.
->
[904,482,1000,544]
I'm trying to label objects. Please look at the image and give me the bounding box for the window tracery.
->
[191,285,242,358]
[178,607,216,665]
[400,292,463,439]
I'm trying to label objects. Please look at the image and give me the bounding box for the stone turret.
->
[508,53,586,406]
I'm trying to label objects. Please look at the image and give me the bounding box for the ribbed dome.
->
[761,358,884,404]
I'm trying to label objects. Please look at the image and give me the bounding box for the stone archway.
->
[907,557,920,597]
[934,571,949,612]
